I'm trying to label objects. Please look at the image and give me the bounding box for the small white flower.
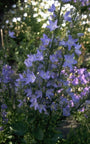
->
[82,21,86,25]
[23,13,27,17]
[33,13,38,17]
[34,7,37,11]
[40,2,45,7]
[62,23,66,27]
[20,7,23,10]
[12,4,16,8]
[17,17,21,21]
[6,20,9,24]
[82,14,87,19]
[25,5,28,8]
[88,28,90,32]
[12,17,17,22]
[31,1,36,6]
[42,23,47,28]
[24,0,28,2]
[37,18,41,22]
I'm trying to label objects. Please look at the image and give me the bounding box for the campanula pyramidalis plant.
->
[0,0,90,143]
[15,1,90,117]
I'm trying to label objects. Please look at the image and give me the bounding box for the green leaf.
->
[33,128,44,140]
[11,121,27,136]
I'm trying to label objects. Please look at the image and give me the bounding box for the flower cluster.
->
[0,65,14,84]
[15,3,90,117]
[61,67,90,109]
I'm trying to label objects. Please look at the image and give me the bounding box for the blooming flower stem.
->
[45,3,63,72]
